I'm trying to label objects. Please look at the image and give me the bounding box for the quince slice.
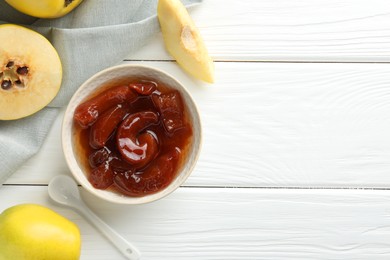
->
[158,0,214,83]
[0,24,62,120]
[5,0,83,18]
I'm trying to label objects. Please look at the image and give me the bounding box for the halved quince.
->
[158,0,214,83]
[5,0,83,18]
[0,24,62,120]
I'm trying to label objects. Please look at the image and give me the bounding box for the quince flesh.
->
[5,0,83,18]
[158,0,214,83]
[0,204,81,260]
[0,24,62,120]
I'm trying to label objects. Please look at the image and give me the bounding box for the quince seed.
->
[17,66,29,75]
[1,80,12,90]
[6,61,14,68]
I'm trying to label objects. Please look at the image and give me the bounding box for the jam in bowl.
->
[62,65,201,204]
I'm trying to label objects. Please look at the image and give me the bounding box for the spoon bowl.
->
[48,174,80,207]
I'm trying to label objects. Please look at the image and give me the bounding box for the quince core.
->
[0,24,62,120]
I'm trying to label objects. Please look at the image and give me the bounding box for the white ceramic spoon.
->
[48,175,141,260]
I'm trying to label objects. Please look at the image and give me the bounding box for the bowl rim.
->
[62,63,202,204]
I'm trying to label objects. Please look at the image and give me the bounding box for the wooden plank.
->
[7,61,390,188]
[1,185,390,259]
[128,0,390,62]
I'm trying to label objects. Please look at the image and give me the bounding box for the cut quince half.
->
[158,0,214,83]
[0,24,62,120]
[5,0,83,18]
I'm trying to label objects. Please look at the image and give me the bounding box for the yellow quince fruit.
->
[0,24,62,120]
[158,0,214,83]
[0,204,81,260]
[5,0,83,18]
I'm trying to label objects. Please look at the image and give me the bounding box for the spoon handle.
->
[75,200,141,260]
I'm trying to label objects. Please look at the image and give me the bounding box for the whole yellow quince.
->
[5,0,83,18]
[0,204,81,260]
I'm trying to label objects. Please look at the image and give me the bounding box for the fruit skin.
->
[158,0,214,83]
[0,24,62,120]
[0,204,81,260]
[5,0,83,18]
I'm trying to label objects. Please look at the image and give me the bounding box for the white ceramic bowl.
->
[62,64,202,204]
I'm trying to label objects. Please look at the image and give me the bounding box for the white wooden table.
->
[2,0,390,259]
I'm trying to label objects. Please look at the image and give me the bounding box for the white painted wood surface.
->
[129,0,390,62]
[2,0,390,259]
[2,186,390,259]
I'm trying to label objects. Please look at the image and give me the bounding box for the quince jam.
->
[72,79,193,197]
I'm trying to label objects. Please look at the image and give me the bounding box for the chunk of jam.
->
[73,79,193,197]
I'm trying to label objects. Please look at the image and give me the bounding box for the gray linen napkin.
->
[0,0,201,185]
